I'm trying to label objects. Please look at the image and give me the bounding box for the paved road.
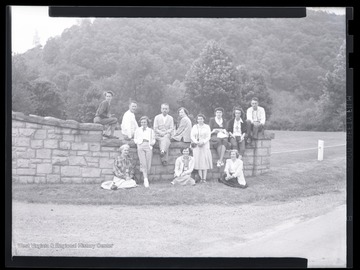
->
[202,204,347,268]
[12,192,347,267]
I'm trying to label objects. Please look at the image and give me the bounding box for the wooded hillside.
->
[12,10,346,130]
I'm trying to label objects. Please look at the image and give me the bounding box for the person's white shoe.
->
[144,178,149,188]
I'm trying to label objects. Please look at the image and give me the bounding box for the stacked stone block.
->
[12,111,274,184]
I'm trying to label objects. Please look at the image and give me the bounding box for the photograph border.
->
[5,4,354,269]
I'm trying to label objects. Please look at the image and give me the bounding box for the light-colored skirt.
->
[172,175,196,186]
[192,145,213,170]
[101,176,138,190]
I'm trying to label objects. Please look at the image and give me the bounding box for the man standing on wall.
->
[121,100,139,140]
[153,103,174,166]
[245,97,266,144]
[93,91,119,139]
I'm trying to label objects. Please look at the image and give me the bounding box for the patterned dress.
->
[101,155,138,190]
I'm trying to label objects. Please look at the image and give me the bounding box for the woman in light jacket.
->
[133,116,156,188]
[171,147,196,186]
[172,107,192,143]
[191,114,213,183]
[218,149,247,188]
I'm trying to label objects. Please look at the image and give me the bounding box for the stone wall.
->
[12,111,274,184]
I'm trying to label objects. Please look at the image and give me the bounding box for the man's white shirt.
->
[121,110,139,138]
[246,106,266,125]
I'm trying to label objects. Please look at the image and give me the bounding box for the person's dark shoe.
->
[108,135,119,139]
[102,134,110,138]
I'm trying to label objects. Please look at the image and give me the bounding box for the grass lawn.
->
[12,131,347,206]
[270,130,346,153]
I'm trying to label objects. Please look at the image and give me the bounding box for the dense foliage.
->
[12,10,346,130]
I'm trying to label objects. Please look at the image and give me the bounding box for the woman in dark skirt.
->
[209,107,230,167]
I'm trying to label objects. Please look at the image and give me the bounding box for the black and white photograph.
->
[9,6,350,268]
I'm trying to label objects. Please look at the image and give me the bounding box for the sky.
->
[11,6,81,54]
[10,6,346,54]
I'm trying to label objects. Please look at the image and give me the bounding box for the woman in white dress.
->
[171,147,196,186]
[218,149,247,188]
[101,144,138,190]
[191,114,213,183]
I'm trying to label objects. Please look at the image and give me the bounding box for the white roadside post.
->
[318,140,324,161]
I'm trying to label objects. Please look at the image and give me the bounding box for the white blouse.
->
[133,127,156,146]
[233,119,243,136]
[224,158,244,178]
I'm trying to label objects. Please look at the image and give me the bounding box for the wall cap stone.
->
[12,111,103,131]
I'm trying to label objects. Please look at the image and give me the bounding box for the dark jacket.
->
[209,117,227,131]
[95,100,110,119]
[226,118,247,135]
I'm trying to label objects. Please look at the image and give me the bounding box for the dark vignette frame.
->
[4,4,354,269]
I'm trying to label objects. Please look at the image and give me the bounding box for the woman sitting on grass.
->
[171,147,196,186]
[101,144,138,190]
[218,149,248,189]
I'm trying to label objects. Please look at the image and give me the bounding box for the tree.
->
[29,79,65,118]
[316,41,346,131]
[43,37,61,64]
[12,54,38,114]
[65,74,93,120]
[77,85,103,122]
[163,80,186,112]
[184,40,241,118]
[238,66,273,120]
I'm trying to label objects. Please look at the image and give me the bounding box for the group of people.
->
[94,91,266,190]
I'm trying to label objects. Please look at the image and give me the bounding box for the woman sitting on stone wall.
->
[101,144,138,190]
[172,107,192,143]
[209,107,230,167]
[171,147,196,186]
